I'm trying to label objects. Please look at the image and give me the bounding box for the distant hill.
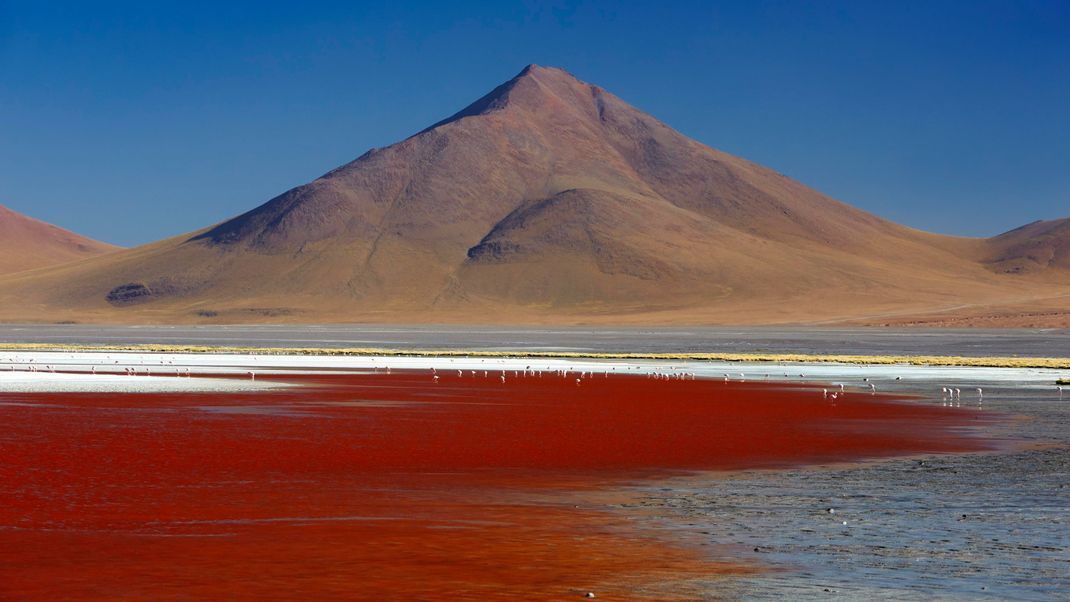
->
[0,65,1067,326]
[0,204,118,275]
[984,218,1070,274]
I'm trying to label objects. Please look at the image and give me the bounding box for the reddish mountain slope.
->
[0,65,1066,325]
[0,204,118,275]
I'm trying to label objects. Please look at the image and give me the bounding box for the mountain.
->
[0,65,1067,325]
[984,218,1070,274]
[0,204,119,275]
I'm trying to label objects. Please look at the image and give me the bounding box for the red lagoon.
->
[0,370,992,599]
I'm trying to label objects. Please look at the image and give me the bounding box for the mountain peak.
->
[421,64,589,133]
[516,63,571,78]
[517,63,541,76]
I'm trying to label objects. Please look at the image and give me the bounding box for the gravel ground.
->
[0,324,1068,357]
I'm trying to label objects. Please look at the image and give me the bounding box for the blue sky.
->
[1,1,1067,246]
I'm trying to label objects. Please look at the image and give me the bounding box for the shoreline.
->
[1,341,1069,370]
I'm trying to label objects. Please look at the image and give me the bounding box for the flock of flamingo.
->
[1,354,1066,402]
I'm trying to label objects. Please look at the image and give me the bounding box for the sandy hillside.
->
[0,66,1067,326]
[0,204,119,276]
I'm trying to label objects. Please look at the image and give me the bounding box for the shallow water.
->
[0,369,988,599]
[629,383,1070,600]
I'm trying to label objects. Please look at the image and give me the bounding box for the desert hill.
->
[0,65,1067,325]
[0,204,119,275]
[984,218,1070,274]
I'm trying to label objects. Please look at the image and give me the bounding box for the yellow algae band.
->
[1,341,1070,371]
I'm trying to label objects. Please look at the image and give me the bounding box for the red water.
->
[0,371,990,599]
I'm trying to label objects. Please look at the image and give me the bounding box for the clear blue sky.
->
[2,1,1067,246]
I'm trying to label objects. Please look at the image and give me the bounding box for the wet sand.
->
[0,370,989,599]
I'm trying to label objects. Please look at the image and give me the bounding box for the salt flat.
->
[0,369,285,392]
[0,349,1065,390]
